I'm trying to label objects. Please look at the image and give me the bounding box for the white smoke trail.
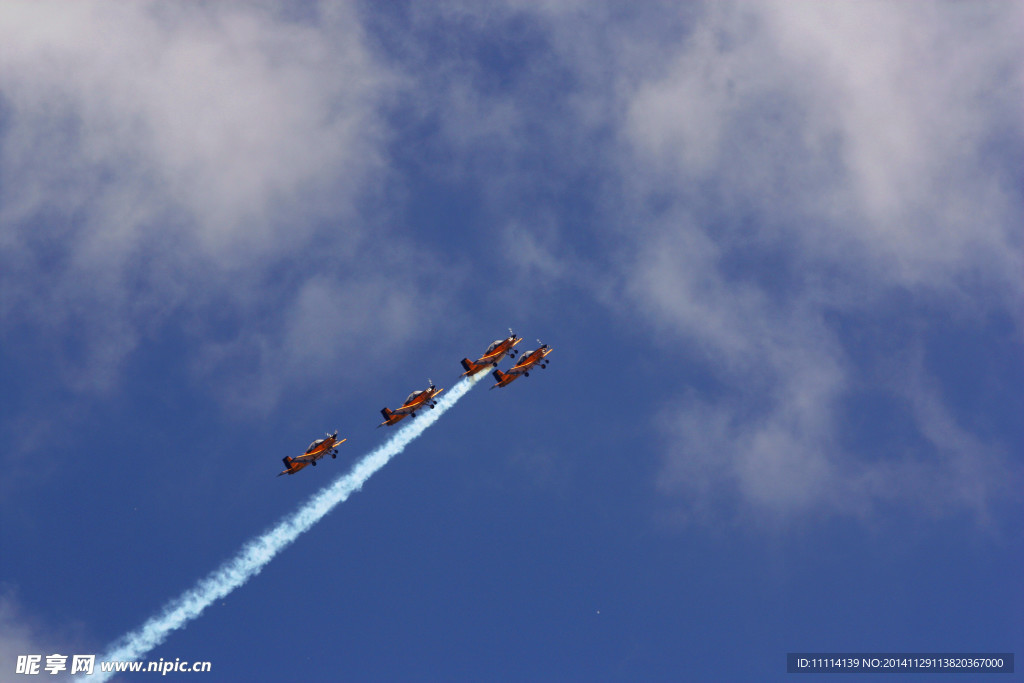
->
[83,373,483,681]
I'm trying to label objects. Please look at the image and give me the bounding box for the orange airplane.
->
[460,329,522,376]
[491,343,552,388]
[379,380,444,427]
[278,430,347,476]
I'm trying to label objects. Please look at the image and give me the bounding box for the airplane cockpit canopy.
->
[405,390,423,404]
[306,438,324,452]
[485,340,502,353]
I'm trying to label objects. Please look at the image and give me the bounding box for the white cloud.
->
[0,2,433,402]
[619,2,1024,521]
[624,1,1024,298]
[1,2,390,253]
[192,266,457,416]
[3,1,1019,522]
[466,1,1024,521]
[0,592,41,668]
[0,589,89,674]
[501,219,566,283]
[376,1,1022,522]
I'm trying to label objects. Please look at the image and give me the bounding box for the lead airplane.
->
[491,343,552,388]
[379,380,444,427]
[278,430,347,476]
[460,329,522,376]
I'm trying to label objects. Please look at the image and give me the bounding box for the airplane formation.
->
[277,330,551,476]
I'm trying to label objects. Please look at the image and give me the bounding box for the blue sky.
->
[1,2,1021,681]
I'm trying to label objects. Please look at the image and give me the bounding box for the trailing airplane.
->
[379,380,444,427]
[460,329,522,376]
[491,343,552,388]
[278,430,347,476]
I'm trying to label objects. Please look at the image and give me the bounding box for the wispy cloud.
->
[0,588,91,675]
[616,1,1024,522]
[413,1,1024,522]
[3,1,1019,525]
[624,1,1023,297]
[0,2,442,407]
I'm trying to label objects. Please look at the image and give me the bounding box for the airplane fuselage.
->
[511,347,550,374]
[481,336,521,363]
[380,386,444,426]
[279,434,347,475]
[462,336,522,375]
[490,346,551,388]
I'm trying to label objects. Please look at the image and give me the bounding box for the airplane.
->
[379,380,444,427]
[278,430,347,476]
[491,342,552,388]
[459,329,523,376]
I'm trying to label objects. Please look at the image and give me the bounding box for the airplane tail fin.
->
[461,358,473,374]
[380,407,392,420]
[278,456,294,476]
[491,369,508,388]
